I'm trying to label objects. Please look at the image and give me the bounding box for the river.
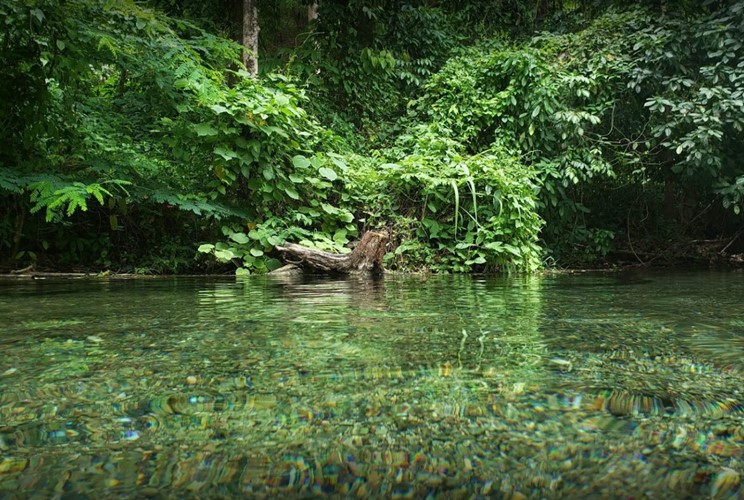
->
[0,271,742,497]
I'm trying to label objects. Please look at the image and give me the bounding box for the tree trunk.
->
[242,0,259,77]
[275,230,389,274]
[357,7,375,46]
[308,2,318,22]
[664,178,677,221]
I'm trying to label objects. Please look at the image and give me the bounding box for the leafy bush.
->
[349,125,543,272]
[3,0,742,273]
[287,1,457,136]
[0,0,359,272]
[401,4,744,264]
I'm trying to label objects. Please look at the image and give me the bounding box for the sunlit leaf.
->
[292,155,311,169]
[214,249,235,261]
[318,167,337,181]
[210,104,230,115]
[229,232,250,244]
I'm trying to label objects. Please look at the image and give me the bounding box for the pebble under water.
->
[0,271,742,498]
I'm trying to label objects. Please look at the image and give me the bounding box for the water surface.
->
[0,271,742,498]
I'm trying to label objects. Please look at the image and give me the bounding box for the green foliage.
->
[1,0,243,216]
[350,126,543,272]
[626,2,744,213]
[3,0,742,273]
[287,1,457,136]
[410,25,631,258]
[184,79,361,273]
[402,3,744,264]
[444,0,557,38]
[0,0,358,273]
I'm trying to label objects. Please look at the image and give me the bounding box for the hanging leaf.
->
[284,186,300,199]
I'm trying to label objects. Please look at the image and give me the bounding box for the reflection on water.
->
[0,271,742,498]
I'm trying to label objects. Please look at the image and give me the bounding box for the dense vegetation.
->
[1,0,743,273]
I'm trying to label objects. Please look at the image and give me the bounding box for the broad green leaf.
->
[503,244,520,257]
[214,249,236,261]
[284,186,300,199]
[229,232,250,244]
[193,123,219,136]
[321,203,338,214]
[339,212,354,223]
[210,104,230,115]
[214,147,238,160]
[318,167,337,181]
[330,157,348,172]
[292,155,311,169]
[30,9,44,23]
[266,126,288,138]
[334,229,348,243]
[249,248,264,257]
[249,140,261,157]
[238,152,254,166]
[198,244,215,253]
[248,229,263,240]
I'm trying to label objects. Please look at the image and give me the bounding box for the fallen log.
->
[275,230,388,274]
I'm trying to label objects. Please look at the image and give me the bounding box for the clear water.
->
[0,271,742,498]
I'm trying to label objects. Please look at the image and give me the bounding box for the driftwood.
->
[275,230,388,274]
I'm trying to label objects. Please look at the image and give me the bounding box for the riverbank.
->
[2,246,742,278]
